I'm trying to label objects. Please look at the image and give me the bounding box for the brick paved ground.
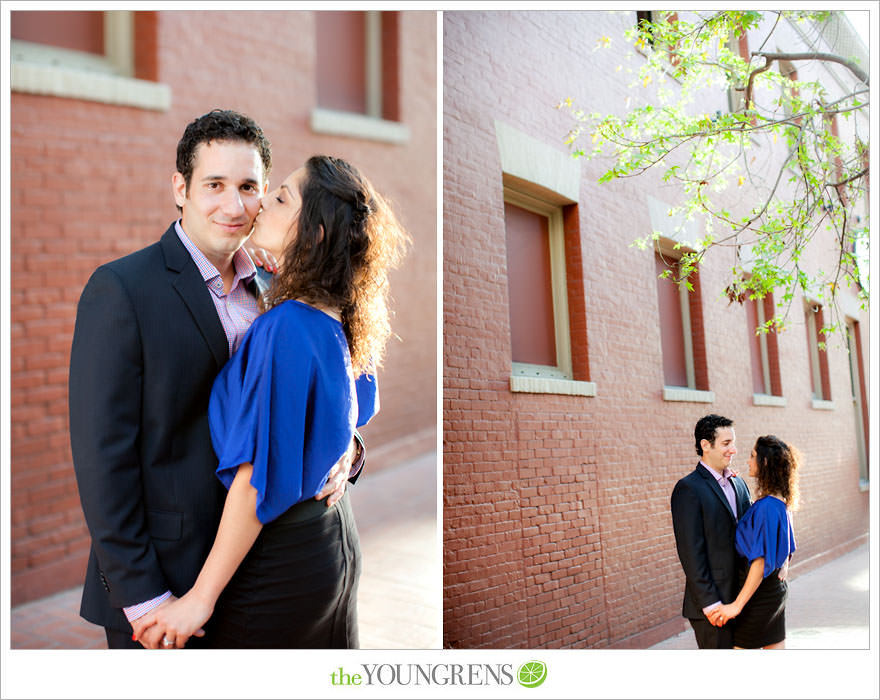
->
[9,461,866,654]
[650,542,869,649]
[9,451,440,650]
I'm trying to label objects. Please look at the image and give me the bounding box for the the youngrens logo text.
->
[330,661,547,688]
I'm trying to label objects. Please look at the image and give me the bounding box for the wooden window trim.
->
[311,11,408,144]
[749,292,785,404]
[655,239,711,400]
[505,186,572,382]
[805,301,832,402]
[10,11,170,111]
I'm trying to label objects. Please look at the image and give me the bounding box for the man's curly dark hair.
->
[175,109,272,195]
[694,414,734,456]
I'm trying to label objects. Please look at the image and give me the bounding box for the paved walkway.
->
[10,471,866,655]
[650,543,870,649]
[9,451,440,650]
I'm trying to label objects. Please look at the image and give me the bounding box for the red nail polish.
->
[132,634,137,641]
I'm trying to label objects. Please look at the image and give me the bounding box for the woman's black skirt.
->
[207,490,361,648]
[732,562,788,648]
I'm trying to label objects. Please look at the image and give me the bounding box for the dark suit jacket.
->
[670,463,752,620]
[69,224,270,631]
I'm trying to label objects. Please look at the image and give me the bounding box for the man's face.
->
[172,139,266,266]
[701,427,737,473]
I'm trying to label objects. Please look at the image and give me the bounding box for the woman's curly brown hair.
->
[753,435,801,511]
[262,155,410,375]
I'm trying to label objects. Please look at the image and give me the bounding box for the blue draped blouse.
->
[735,495,796,578]
[208,300,378,524]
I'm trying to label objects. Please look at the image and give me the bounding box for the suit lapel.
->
[160,226,229,368]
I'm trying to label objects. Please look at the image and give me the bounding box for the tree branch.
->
[828,167,868,188]
[753,51,869,86]
[744,55,774,107]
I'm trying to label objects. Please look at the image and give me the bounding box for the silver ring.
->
[162,636,174,647]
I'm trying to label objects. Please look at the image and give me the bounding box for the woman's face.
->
[250,167,306,258]
[748,447,758,478]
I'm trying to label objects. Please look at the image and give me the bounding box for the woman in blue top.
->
[138,155,409,648]
[714,435,800,648]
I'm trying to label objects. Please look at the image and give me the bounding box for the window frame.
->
[634,10,683,77]
[725,31,750,113]
[804,300,834,409]
[844,318,869,490]
[504,186,572,383]
[10,10,170,111]
[495,121,593,397]
[654,238,714,403]
[310,10,409,145]
[747,292,787,407]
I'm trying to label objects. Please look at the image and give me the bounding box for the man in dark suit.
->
[69,110,359,649]
[670,414,752,648]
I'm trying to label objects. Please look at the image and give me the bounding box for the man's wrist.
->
[349,432,366,479]
[123,590,172,622]
[702,601,721,616]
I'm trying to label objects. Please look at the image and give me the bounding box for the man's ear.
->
[172,172,187,208]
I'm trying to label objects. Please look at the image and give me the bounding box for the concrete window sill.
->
[310,108,410,145]
[753,393,787,407]
[510,375,596,397]
[662,387,715,403]
[11,61,171,112]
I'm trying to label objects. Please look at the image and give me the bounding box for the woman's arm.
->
[135,463,263,648]
[712,557,764,626]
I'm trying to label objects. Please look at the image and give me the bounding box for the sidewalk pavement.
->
[650,542,870,649]
[9,450,440,650]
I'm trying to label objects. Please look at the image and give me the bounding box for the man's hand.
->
[778,559,790,581]
[315,439,356,507]
[139,592,211,649]
[131,595,176,649]
[705,606,723,627]
[706,602,740,627]
[131,595,206,649]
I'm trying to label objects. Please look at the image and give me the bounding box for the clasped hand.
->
[131,593,211,649]
[130,443,353,648]
[707,602,741,627]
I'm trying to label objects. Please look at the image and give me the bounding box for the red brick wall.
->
[10,10,437,606]
[443,11,869,648]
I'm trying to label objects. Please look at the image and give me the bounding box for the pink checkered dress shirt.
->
[174,220,261,356]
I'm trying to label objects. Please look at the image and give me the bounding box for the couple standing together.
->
[672,414,801,649]
[68,109,409,649]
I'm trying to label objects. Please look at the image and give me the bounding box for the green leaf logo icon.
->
[517,660,547,688]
